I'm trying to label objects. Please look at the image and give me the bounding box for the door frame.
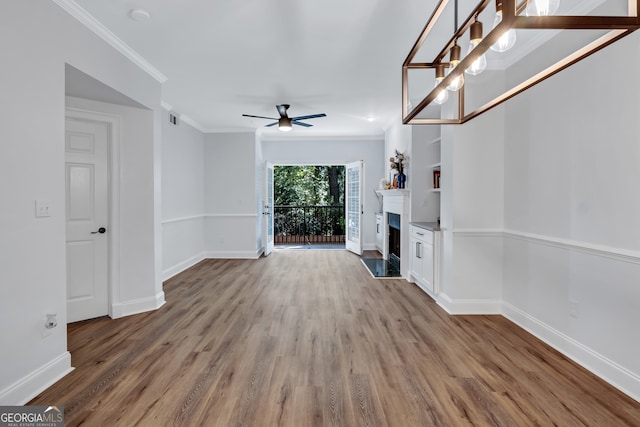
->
[65,108,121,319]
[265,163,350,250]
[263,162,274,256]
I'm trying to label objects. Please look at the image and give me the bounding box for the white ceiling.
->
[67,0,438,134]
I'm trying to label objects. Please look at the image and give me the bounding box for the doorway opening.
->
[273,165,345,249]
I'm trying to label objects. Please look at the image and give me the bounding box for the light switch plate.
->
[35,199,51,217]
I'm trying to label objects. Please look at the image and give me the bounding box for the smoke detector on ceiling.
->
[129,9,151,21]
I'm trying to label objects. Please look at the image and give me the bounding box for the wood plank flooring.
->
[31,250,639,426]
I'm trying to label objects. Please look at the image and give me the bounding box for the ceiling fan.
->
[242,104,326,132]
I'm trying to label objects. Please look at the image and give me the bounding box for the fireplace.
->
[368,189,409,279]
[388,213,401,270]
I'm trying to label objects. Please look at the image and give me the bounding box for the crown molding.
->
[160,101,173,111]
[257,129,385,142]
[160,101,207,132]
[52,0,168,83]
[179,114,206,133]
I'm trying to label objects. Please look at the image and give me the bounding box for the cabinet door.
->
[375,215,383,251]
[410,237,424,282]
[422,241,434,293]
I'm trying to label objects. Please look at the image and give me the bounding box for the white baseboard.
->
[362,243,378,251]
[0,352,73,405]
[162,252,205,281]
[205,250,262,259]
[502,302,640,403]
[111,291,165,319]
[437,293,502,315]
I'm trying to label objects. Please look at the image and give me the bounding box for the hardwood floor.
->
[31,250,639,426]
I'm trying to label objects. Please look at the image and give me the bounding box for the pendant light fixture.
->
[432,64,449,104]
[402,0,640,125]
[447,42,465,91]
[465,20,487,75]
[490,0,517,52]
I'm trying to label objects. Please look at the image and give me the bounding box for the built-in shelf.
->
[428,162,441,169]
[428,137,441,145]
[430,188,441,193]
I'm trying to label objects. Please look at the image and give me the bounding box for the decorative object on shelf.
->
[397,172,407,189]
[389,150,407,189]
[433,170,441,189]
[402,0,640,125]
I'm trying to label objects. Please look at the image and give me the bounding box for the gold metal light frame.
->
[402,0,640,125]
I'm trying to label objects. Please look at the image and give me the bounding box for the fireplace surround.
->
[388,213,401,270]
[376,189,410,279]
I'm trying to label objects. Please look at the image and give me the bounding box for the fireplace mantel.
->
[376,189,409,215]
[376,190,410,279]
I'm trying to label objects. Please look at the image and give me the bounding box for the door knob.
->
[91,227,107,234]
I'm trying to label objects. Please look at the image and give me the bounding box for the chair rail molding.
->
[503,229,640,265]
[161,214,206,225]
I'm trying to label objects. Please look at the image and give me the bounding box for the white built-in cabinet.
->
[409,224,440,295]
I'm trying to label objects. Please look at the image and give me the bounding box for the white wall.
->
[161,109,205,279]
[0,1,162,404]
[384,119,412,185]
[502,31,640,400]
[261,135,385,250]
[204,132,260,258]
[438,106,505,314]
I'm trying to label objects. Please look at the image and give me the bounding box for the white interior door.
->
[65,117,109,322]
[263,162,275,256]
[345,160,363,255]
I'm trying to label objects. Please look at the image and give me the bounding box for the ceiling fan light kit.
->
[278,117,292,132]
[402,0,640,125]
[242,104,326,131]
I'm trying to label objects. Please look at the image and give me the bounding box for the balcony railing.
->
[274,205,345,245]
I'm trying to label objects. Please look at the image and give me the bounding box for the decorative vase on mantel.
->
[397,171,406,189]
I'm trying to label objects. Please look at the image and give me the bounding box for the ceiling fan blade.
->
[292,121,313,127]
[276,104,290,118]
[242,114,279,120]
[264,122,279,127]
[290,113,327,121]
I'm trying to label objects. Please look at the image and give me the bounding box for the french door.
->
[345,160,363,255]
[263,162,274,256]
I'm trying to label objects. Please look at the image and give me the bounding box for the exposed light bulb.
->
[526,0,560,16]
[490,1,516,52]
[465,21,487,76]
[432,64,449,104]
[447,43,464,92]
